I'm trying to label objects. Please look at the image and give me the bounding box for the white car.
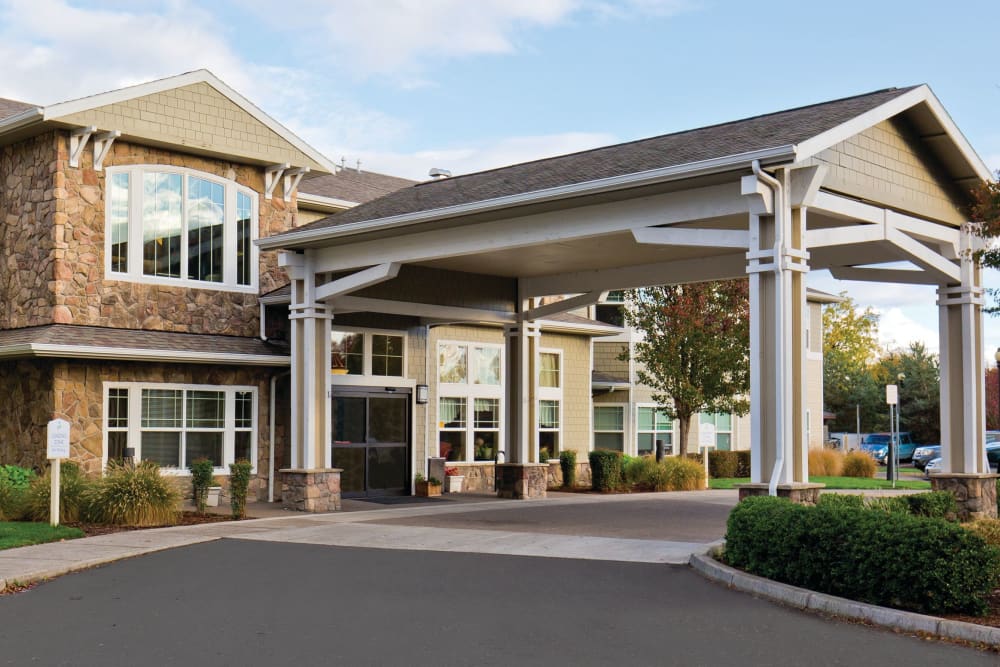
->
[924,457,943,479]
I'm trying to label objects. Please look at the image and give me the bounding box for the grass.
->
[709,477,931,490]
[0,522,84,550]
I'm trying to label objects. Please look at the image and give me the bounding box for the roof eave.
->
[0,106,44,135]
[0,343,289,366]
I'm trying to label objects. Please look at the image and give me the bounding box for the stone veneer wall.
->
[53,136,296,336]
[0,132,58,328]
[51,359,283,500]
[0,360,55,470]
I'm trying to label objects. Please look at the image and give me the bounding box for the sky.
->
[1,0,998,361]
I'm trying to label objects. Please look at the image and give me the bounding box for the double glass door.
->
[332,390,410,497]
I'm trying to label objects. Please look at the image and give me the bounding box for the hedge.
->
[725,496,1000,615]
[559,450,577,488]
[686,451,751,478]
[589,450,623,492]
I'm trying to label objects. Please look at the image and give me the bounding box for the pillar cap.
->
[734,483,826,491]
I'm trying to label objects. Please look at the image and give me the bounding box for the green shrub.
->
[88,460,180,527]
[865,496,911,515]
[816,493,865,510]
[589,450,624,492]
[559,450,577,488]
[663,456,705,490]
[841,451,876,478]
[725,496,1000,615]
[0,465,36,491]
[25,461,92,523]
[905,491,958,521]
[0,465,35,521]
[623,456,662,490]
[966,519,1000,549]
[230,459,253,519]
[189,458,215,514]
[708,451,739,478]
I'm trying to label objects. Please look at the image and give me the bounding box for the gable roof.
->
[261,85,990,250]
[0,97,35,122]
[299,169,418,206]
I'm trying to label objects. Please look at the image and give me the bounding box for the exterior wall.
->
[0,132,58,328]
[803,118,966,226]
[54,136,295,336]
[806,301,825,449]
[52,82,326,171]
[593,340,628,377]
[0,360,55,470]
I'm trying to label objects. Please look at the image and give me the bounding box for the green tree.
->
[969,174,1000,315]
[623,280,750,457]
[876,343,940,444]
[823,294,883,433]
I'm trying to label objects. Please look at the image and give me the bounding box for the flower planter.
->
[446,475,465,493]
[415,481,442,497]
[206,486,222,507]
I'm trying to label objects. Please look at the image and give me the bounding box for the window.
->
[330,330,406,377]
[637,406,673,456]
[106,166,258,291]
[700,413,733,451]
[539,352,560,388]
[537,348,562,461]
[595,290,626,327]
[539,399,560,460]
[594,406,625,452]
[105,383,256,472]
[437,341,504,461]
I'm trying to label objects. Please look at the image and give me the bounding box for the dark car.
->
[911,444,940,471]
[988,442,1000,473]
[860,432,917,464]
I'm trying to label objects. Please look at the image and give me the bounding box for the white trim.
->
[0,106,43,133]
[40,69,339,174]
[635,404,676,457]
[0,342,288,366]
[329,295,515,324]
[521,291,607,322]
[436,340,505,462]
[297,191,359,211]
[316,263,400,302]
[632,227,750,248]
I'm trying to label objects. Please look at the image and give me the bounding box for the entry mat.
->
[352,496,451,506]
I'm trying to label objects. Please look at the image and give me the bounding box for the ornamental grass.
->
[87,460,180,527]
[841,450,877,478]
[807,448,843,476]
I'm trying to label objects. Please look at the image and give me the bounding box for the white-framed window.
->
[437,341,504,462]
[593,405,625,452]
[700,412,733,451]
[331,328,407,378]
[637,405,674,456]
[537,348,562,461]
[103,383,257,474]
[105,165,258,292]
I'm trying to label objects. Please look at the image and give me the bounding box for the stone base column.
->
[930,473,999,520]
[280,468,343,512]
[735,482,825,506]
[495,463,548,499]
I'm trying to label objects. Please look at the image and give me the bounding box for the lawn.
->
[709,477,931,491]
[0,522,84,550]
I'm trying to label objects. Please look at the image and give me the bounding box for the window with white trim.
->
[537,349,562,461]
[105,166,258,291]
[437,342,503,461]
[104,383,257,473]
[331,329,407,377]
[700,412,733,451]
[637,406,673,456]
[593,405,625,452]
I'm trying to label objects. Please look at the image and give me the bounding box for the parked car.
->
[860,432,917,464]
[924,456,943,478]
[911,445,940,471]
[922,441,1000,477]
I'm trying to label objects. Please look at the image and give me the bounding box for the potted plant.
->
[415,473,442,497]
[445,466,464,493]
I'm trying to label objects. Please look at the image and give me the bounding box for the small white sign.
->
[699,423,717,449]
[885,384,898,406]
[47,419,71,459]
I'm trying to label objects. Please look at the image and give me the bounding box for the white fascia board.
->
[0,106,44,135]
[0,343,290,366]
[794,85,992,182]
[829,266,942,285]
[259,292,292,305]
[297,192,359,211]
[534,319,625,337]
[40,69,339,175]
[257,145,796,250]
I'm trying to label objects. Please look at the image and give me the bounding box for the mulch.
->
[66,511,245,537]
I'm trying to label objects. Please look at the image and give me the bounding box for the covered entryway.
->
[332,388,411,497]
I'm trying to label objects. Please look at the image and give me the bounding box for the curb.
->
[689,551,1000,648]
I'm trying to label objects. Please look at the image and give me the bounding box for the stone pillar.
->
[280,468,342,512]
[495,463,548,499]
[930,473,998,521]
[736,482,824,506]
[743,168,813,495]
[500,318,544,498]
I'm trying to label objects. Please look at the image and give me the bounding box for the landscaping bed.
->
[66,510,243,538]
[709,477,930,490]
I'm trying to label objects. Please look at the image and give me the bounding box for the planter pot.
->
[206,486,222,507]
[415,481,442,497]
[446,475,465,493]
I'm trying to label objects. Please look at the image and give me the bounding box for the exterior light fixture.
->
[416,384,429,404]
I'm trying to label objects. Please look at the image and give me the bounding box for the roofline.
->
[793,84,992,182]
[1,70,339,174]
[296,191,359,211]
[534,318,625,336]
[258,144,796,250]
[805,289,845,304]
[0,106,44,133]
[0,342,289,366]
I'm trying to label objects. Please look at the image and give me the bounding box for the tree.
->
[623,280,750,457]
[969,174,1000,315]
[875,343,940,444]
[823,294,883,433]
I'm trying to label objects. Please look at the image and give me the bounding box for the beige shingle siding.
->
[539,332,591,456]
[593,341,628,375]
[52,82,325,171]
[804,118,965,225]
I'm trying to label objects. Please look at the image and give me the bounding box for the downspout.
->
[269,369,291,502]
[752,160,786,497]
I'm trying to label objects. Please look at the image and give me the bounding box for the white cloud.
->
[873,307,939,355]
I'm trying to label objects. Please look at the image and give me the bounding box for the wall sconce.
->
[416,384,429,404]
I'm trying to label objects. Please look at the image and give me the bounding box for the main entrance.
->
[332,388,411,497]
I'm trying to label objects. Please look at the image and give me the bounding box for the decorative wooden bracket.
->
[265,163,290,200]
[69,126,96,168]
[283,167,310,202]
[92,130,121,171]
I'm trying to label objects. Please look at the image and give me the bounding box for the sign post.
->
[885,385,898,488]
[46,418,70,527]
[698,423,717,490]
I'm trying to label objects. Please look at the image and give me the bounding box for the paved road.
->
[0,539,993,666]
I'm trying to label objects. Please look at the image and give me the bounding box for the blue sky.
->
[1,0,997,359]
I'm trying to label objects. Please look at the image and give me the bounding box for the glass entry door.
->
[332,390,410,497]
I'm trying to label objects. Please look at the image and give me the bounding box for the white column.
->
[937,223,986,474]
[504,319,538,464]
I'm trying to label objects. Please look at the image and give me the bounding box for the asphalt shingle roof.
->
[288,87,917,235]
[0,97,36,122]
[299,169,418,204]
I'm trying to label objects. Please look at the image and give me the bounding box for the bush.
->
[808,449,843,476]
[0,465,36,491]
[559,450,577,488]
[88,460,180,527]
[966,519,1000,549]
[708,451,751,478]
[725,496,1000,615]
[230,459,253,519]
[623,456,663,490]
[816,493,865,510]
[905,491,958,521]
[0,465,35,521]
[189,458,215,514]
[25,461,92,523]
[663,456,705,490]
[589,450,624,492]
[841,451,876,478]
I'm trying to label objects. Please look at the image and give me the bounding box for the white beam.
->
[885,227,961,283]
[312,182,749,273]
[520,291,607,322]
[829,266,942,285]
[69,125,96,168]
[265,163,290,200]
[328,295,515,324]
[283,167,310,202]
[520,253,746,297]
[315,262,401,301]
[740,174,773,215]
[886,210,960,258]
[632,227,749,248]
[811,191,885,224]
[92,130,120,171]
[788,165,826,207]
[806,224,886,248]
